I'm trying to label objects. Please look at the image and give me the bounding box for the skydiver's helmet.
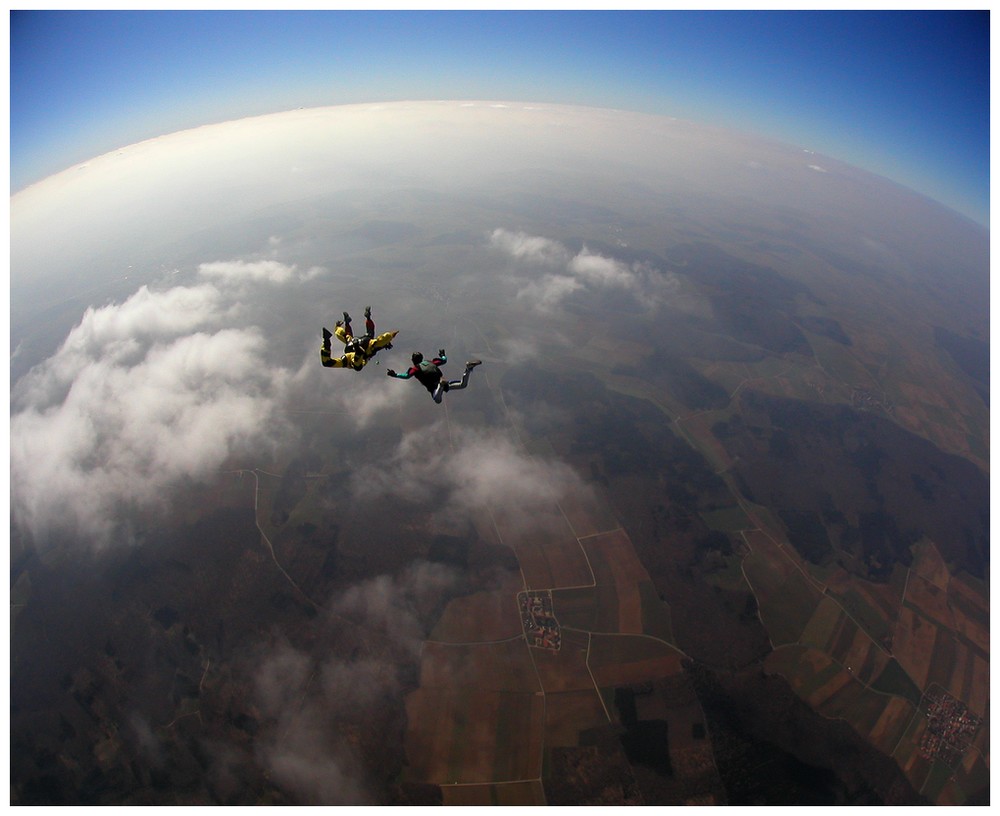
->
[412,352,423,365]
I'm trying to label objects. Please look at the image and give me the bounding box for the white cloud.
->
[253,638,370,804]
[49,283,231,370]
[10,280,294,547]
[253,561,459,803]
[515,273,584,311]
[198,259,326,285]
[328,561,457,658]
[490,228,673,314]
[489,228,570,267]
[568,250,638,289]
[329,377,408,430]
[352,423,592,528]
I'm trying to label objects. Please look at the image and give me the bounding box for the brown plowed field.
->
[905,573,954,629]
[868,695,916,755]
[582,529,651,634]
[419,639,538,692]
[531,630,598,694]
[544,689,610,747]
[558,490,620,540]
[588,634,684,687]
[441,781,546,805]
[948,576,989,654]
[430,573,524,643]
[404,687,543,784]
[492,507,592,589]
[892,607,937,691]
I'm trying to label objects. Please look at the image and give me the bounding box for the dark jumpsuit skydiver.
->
[386,351,481,403]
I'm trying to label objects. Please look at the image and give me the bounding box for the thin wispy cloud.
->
[352,422,593,530]
[515,273,584,312]
[252,561,458,803]
[488,228,571,267]
[322,377,409,430]
[489,227,678,313]
[568,251,638,289]
[198,259,326,285]
[253,638,371,804]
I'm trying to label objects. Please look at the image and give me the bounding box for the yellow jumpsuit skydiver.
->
[320,309,398,370]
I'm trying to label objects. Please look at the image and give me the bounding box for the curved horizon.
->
[10,10,989,226]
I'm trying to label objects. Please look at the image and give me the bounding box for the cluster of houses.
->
[918,690,981,764]
[519,591,561,651]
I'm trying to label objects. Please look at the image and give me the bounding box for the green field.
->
[700,505,752,532]
[830,588,892,645]
[743,549,821,646]
[639,580,676,645]
[871,659,922,706]
[799,596,842,652]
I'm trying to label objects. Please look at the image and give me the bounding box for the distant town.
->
[918,688,981,767]
[851,387,893,415]
[519,590,561,651]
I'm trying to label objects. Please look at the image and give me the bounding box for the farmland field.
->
[429,571,525,643]
[742,529,822,645]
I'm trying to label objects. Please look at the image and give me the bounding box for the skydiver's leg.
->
[432,381,445,403]
[320,328,336,366]
[320,346,340,367]
[445,360,482,391]
[334,323,351,345]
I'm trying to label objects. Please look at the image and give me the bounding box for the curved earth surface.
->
[10,101,989,804]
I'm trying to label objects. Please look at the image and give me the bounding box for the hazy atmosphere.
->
[10,10,989,224]
[10,11,989,807]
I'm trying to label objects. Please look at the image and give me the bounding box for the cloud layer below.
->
[253,561,458,803]
[352,420,593,535]
[489,227,678,314]
[10,259,322,547]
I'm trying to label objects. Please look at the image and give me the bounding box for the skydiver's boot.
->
[364,306,372,320]
[466,359,482,369]
[343,311,352,324]
[322,327,332,351]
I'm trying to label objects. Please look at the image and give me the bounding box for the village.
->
[918,689,981,767]
[518,590,561,651]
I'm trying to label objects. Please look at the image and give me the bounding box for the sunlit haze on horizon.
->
[9,9,990,226]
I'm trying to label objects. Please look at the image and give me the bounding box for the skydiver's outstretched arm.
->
[369,329,398,353]
[386,366,416,379]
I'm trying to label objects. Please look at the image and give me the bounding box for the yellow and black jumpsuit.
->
[320,311,398,370]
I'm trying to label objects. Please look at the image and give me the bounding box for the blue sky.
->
[9,9,990,225]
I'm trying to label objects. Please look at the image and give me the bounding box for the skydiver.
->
[320,306,398,371]
[386,350,481,403]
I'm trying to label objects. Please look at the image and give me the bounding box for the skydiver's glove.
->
[439,349,446,357]
[386,369,396,377]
